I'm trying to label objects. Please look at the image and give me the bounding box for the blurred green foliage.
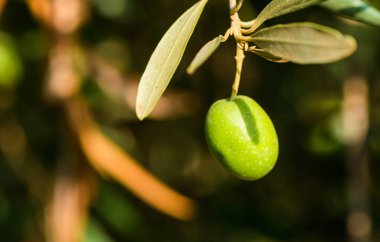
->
[0,0,380,241]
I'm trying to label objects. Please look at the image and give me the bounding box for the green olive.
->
[205,95,279,181]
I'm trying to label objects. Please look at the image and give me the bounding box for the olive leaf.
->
[187,35,225,75]
[320,0,380,27]
[248,0,327,32]
[249,22,357,64]
[249,48,289,63]
[136,0,208,120]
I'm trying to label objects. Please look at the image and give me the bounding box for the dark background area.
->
[0,0,380,241]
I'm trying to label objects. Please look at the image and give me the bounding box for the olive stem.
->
[231,44,245,99]
[229,0,245,100]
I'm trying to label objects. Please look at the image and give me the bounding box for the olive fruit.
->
[205,95,279,180]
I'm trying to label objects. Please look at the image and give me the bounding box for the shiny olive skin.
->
[205,95,279,180]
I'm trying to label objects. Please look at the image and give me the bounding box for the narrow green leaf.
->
[249,22,357,64]
[136,0,208,120]
[321,0,380,27]
[187,35,224,74]
[250,0,327,31]
[249,48,289,63]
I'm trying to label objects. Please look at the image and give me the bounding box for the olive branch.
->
[135,0,380,120]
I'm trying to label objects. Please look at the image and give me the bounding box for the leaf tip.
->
[347,35,357,51]
[186,66,195,75]
[342,35,358,59]
[135,104,147,121]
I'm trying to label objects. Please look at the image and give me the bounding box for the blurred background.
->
[0,0,380,241]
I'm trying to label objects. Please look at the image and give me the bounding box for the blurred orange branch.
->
[26,0,52,27]
[27,0,87,34]
[45,161,95,242]
[0,0,6,16]
[343,75,371,242]
[65,97,198,221]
